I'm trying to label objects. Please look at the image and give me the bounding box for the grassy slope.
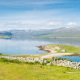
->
[0,61,80,80]
[47,44,80,54]
[0,36,12,39]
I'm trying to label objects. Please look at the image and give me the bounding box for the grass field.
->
[0,59,80,80]
[46,44,80,54]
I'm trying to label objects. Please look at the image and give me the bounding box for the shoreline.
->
[0,44,80,69]
[0,44,80,59]
[38,45,80,58]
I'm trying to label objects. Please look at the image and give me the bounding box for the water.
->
[0,39,51,55]
[59,56,80,62]
[0,38,80,55]
[0,38,80,62]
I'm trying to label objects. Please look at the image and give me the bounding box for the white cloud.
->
[67,22,78,28]
[0,21,79,31]
[46,20,62,26]
[0,20,63,31]
[67,22,77,26]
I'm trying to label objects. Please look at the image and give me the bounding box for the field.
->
[0,59,80,80]
[0,44,80,80]
[45,44,80,54]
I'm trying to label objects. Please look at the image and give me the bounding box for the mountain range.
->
[38,27,80,39]
[0,26,80,40]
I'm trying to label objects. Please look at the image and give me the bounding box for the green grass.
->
[0,58,80,80]
[47,44,80,54]
[0,36,12,39]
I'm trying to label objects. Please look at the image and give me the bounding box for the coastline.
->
[0,44,80,59]
[0,44,80,69]
[38,44,80,58]
[38,45,73,58]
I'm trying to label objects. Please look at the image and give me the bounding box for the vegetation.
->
[0,58,80,80]
[0,58,22,64]
[0,44,80,80]
[0,36,12,39]
[47,44,80,54]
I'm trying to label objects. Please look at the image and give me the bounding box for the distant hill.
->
[36,27,80,39]
[0,31,12,39]
[0,26,80,40]
[9,29,53,40]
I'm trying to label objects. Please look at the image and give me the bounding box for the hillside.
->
[37,27,80,39]
[0,27,80,40]
[0,59,80,80]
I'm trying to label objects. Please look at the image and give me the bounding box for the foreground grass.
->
[0,60,80,80]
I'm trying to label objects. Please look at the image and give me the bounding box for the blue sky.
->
[0,0,80,30]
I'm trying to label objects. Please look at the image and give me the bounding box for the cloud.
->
[67,22,77,26]
[0,20,79,31]
[66,22,78,28]
[0,20,63,31]
[46,20,62,26]
[0,0,80,31]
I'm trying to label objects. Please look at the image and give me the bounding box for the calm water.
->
[0,39,51,55]
[0,38,80,62]
[59,56,80,62]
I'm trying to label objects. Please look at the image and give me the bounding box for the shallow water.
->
[59,56,80,62]
[0,39,51,55]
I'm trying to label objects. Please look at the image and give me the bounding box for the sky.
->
[0,0,80,30]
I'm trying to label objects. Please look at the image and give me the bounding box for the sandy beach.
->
[39,45,74,59]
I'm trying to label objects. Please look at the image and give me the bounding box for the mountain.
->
[0,26,80,40]
[37,27,80,39]
[9,29,53,40]
[0,31,12,39]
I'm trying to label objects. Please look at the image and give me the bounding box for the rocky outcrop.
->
[51,59,80,69]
